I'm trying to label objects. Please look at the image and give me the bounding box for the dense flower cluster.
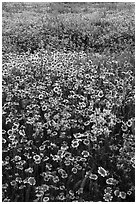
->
[2,2,134,54]
[2,49,135,201]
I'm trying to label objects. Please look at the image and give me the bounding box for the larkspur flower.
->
[106,177,118,185]
[119,191,126,199]
[98,167,108,177]
[89,173,98,180]
[72,167,78,174]
[27,177,36,186]
[81,150,90,158]
[43,197,49,202]
[114,189,120,197]
[104,187,112,194]
[71,140,79,148]
[103,193,113,202]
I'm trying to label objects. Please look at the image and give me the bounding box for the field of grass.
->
[2,2,135,202]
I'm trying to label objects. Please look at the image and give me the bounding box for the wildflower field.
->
[2,2,135,202]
